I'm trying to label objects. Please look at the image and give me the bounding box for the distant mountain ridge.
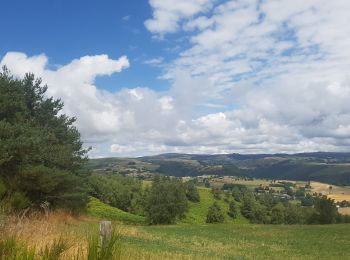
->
[87,152,350,185]
[140,152,350,161]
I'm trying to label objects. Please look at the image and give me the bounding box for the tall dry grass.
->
[0,210,122,259]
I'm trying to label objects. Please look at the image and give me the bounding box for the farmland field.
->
[311,181,350,202]
[338,207,350,215]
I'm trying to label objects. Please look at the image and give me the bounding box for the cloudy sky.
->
[1,0,350,157]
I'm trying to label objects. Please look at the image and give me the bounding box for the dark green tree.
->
[0,68,89,212]
[313,196,339,224]
[241,194,270,224]
[88,174,143,212]
[227,200,237,219]
[145,176,188,224]
[271,203,285,224]
[206,202,224,223]
[211,187,221,200]
[185,181,200,202]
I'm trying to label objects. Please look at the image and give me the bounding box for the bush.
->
[0,181,6,199]
[241,195,270,224]
[211,187,221,200]
[9,192,31,211]
[227,200,237,219]
[206,202,224,223]
[271,203,285,224]
[186,182,200,202]
[145,176,188,224]
[313,196,339,224]
[88,174,142,212]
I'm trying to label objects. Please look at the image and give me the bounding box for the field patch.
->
[339,207,350,215]
[87,197,146,225]
[311,182,350,202]
[179,187,248,224]
[122,224,350,260]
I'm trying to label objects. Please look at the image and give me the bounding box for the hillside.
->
[179,187,248,224]
[87,152,350,185]
[122,224,350,259]
[84,187,350,259]
[87,187,248,225]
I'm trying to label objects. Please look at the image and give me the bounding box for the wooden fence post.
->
[100,221,112,245]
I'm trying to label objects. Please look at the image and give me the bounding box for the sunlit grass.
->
[179,187,248,224]
[1,210,350,259]
[87,197,145,225]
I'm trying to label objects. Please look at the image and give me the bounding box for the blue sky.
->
[0,0,171,92]
[1,0,350,157]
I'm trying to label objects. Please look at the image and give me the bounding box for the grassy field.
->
[180,187,248,224]
[311,181,350,202]
[121,224,350,260]
[210,177,273,189]
[2,214,350,260]
[2,185,350,259]
[87,197,146,225]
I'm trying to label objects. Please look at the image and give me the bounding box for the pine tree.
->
[0,68,89,212]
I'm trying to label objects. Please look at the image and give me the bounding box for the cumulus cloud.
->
[2,1,350,157]
[142,0,350,155]
[145,0,215,34]
[0,52,187,157]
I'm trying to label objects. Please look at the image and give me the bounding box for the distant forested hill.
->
[87,152,350,185]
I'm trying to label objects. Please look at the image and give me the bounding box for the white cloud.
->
[2,1,350,157]
[144,57,164,66]
[145,0,215,34]
[141,0,350,155]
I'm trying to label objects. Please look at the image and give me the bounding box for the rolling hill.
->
[87,152,350,185]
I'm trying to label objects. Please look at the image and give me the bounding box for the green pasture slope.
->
[87,197,145,225]
[87,187,245,225]
[180,187,248,224]
[87,188,350,259]
[122,224,350,260]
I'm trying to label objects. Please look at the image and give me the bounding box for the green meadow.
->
[83,187,350,259]
[120,223,350,260]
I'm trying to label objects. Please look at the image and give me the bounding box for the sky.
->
[1,0,350,157]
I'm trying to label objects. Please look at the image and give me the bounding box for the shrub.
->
[206,202,224,223]
[271,203,285,224]
[145,176,188,224]
[0,181,6,199]
[186,182,200,202]
[88,174,142,212]
[227,200,237,219]
[211,187,221,200]
[9,192,31,211]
